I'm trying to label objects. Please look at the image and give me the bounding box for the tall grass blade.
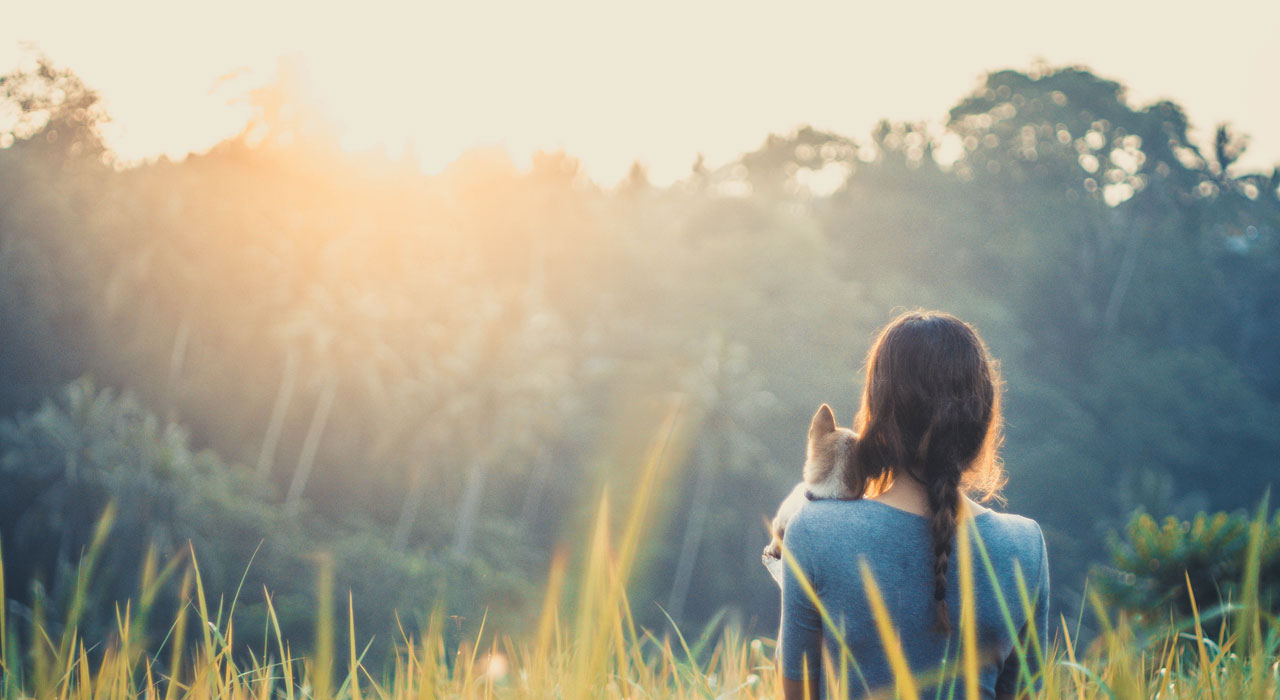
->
[313,551,334,700]
[860,559,920,700]
[957,509,979,700]
[0,535,6,675]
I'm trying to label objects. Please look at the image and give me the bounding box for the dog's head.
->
[803,404,858,495]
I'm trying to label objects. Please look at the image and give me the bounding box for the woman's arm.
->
[778,518,825,698]
[995,524,1051,699]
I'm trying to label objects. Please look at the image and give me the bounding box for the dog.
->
[763,403,860,561]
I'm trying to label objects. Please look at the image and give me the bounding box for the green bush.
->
[0,378,535,661]
[1093,497,1280,628]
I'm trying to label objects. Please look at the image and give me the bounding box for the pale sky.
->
[5,0,1279,185]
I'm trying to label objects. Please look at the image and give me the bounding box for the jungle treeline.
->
[1,57,1277,653]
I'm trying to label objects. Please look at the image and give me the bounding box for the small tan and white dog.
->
[763,403,860,561]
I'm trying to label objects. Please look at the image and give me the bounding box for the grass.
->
[1,410,1277,700]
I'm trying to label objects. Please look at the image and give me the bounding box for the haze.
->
[5,0,1278,184]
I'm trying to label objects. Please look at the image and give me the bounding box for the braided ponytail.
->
[926,468,961,635]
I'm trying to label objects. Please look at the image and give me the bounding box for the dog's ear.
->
[809,403,837,440]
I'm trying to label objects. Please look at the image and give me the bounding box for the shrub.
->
[1093,497,1280,628]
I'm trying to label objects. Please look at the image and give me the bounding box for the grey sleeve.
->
[994,524,1050,696]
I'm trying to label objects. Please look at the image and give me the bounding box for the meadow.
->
[1,416,1275,700]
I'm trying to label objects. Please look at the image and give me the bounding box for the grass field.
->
[1,418,1276,699]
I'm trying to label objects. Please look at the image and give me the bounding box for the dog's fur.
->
[763,404,860,559]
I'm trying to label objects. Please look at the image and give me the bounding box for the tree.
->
[0,378,295,640]
[664,334,774,624]
[0,54,108,164]
[0,55,110,416]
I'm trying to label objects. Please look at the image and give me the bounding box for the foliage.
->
[1094,497,1280,629]
[0,377,286,634]
[0,378,535,658]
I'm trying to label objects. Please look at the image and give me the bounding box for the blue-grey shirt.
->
[777,498,1049,699]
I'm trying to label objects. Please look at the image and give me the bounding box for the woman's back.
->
[779,497,1049,700]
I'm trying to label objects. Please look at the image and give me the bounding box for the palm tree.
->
[256,347,299,478]
[449,289,574,557]
[388,365,451,550]
[664,334,773,624]
[284,374,338,508]
[273,235,414,509]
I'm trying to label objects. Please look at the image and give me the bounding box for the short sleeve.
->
[778,514,824,686]
[994,523,1050,697]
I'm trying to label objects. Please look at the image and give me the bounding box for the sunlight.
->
[9,0,1277,183]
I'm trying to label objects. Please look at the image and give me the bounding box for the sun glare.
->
[5,0,1279,183]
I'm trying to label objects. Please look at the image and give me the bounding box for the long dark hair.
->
[846,310,1007,635]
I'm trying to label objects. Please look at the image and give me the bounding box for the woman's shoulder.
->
[782,498,907,566]
[789,496,896,527]
[785,497,928,548]
[974,508,1048,574]
[976,507,1044,542]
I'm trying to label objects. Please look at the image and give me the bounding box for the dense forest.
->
[1,56,1277,658]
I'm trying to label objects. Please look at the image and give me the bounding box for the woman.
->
[777,311,1050,700]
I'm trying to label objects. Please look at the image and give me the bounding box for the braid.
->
[927,467,961,635]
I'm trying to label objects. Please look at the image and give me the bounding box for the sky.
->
[4,0,1279,185]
